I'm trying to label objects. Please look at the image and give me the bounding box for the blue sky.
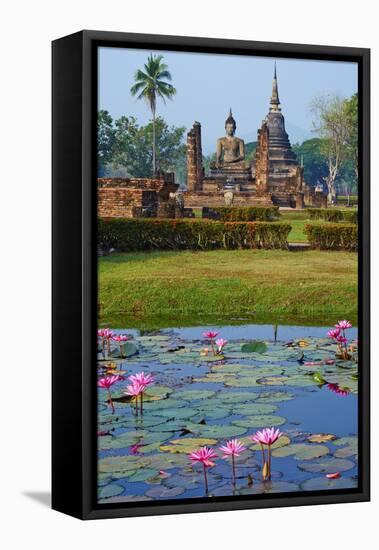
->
[98,47,358,155]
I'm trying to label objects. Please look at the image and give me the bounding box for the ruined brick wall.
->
[97,175,178,218]
[255,122,269,194]
[186,122,204,192]
[184,192,273,208]
[97,188,158,218]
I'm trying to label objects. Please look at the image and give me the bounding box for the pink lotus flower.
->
[215,338,227,353]
[97,375,121,414]
[335,320,352,330]
[250,428,283,481]
[98,328,114,339]
[336,335,348,344]
[219,439,247,457]
[97,374,121,390]
[327,383,349,397]
[250,427,283,446]
[128,371,154,387]
[219,439,247,483]
[189,447,218,467]
[125,381,147,397]
[203,331,219,340]
[327,328,341,339]
[189,447,218,494]
[124,381,148,415]
[112,334,130,343]
[324,359,335,365]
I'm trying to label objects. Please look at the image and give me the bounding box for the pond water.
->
[97,323,359,503]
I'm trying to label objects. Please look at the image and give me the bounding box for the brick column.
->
[186,121,203,191]
[255,122,269,194]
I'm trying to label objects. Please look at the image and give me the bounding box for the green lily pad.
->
[150,407,199,420]
[145,486,185,498]
[144,385,173,402]
[185,423,248,439]
[241,341,268,354]
[98,483,124,499]
[301,476,358,491]
[232,403,278,415]
[173,390,216,401]
[332,437,358,458]
[256,391,295,402]
[159,437,218,453]
[237,481,300,495]
[127,468,158,482]
[232,415,286,428]
[112,342,138,358]
[219,392,260,403]
[272,443,329,460]
[298,457,355,473]
[98,455,149,474]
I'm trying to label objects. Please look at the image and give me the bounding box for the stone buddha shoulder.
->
[215,109,246,169]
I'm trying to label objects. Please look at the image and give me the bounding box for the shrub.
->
[308,208,358,224]
[305,223,358,251]
[202,206,280,222]
[342,210,358,224]
[98,218,291,251]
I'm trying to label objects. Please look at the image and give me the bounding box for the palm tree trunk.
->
[152,107,156,175]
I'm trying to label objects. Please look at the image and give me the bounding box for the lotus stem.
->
[140,392,143,415]
[267,445,272,480]
[203,464,208,494]
[108,389,115,414]
[232,454,236,482]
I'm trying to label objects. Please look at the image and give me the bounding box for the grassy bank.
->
[98,249,357,327]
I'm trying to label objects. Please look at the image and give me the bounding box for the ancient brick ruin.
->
[97,66,326,218]
[98,174,179,218]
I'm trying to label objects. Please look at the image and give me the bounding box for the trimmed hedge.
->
[202,206,280,222]
[308,208,358,224]
[99,218,291,251]
[305,223,358,251]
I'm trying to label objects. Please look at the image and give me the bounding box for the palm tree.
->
[130,54,176,174]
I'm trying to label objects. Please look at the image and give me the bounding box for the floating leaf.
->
[232,415,286,428]
[332,437,358,458]
[257,391,294,402]
[145,486,185,498]
[241,341,268,354]
[249,435,291,451]
[98,483,124,499]
[185,423,248,439]
[173,390,216,401]
[312,372,327,385]
[307,433,337,444]
[127,468,158,482]
[159,438,218,453]
[232,403,278,415]
[272,443,329,460]
[301,476,357,491]
[298,457,355,473]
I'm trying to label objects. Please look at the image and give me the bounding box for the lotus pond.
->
[97,323,359,504]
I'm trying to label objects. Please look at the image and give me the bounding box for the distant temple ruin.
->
[97,66,326,219]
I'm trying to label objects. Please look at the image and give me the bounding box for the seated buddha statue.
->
[215,109,246,168]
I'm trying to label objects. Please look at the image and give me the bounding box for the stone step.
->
[288,242,311,252]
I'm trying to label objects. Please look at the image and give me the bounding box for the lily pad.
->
[249,435,291,451]
[159,437,218,453]
[298,457,355,473]
[173,390,216,401]
[233,415,286,428]
[307,433,337,443]
[241,341,268,354]
[98,483,124,499]
[127,468,158,482]
[145,486,185,498]
[256,391,294,402]
[232,403,278,415]
[301,476,357,491]
[272,443,330,460]
[332,437,358,458]
[185,423,248,439]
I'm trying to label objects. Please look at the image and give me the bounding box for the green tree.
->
[311,95,350,204]
[130,54,176,174]
[344,93,358,181]
[112,116,186,178]
[97,110,116,175]
[293,138,328,186]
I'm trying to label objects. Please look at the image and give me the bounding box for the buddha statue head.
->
[225,108,237,137]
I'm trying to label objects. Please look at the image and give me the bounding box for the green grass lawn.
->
[99,249,357,328]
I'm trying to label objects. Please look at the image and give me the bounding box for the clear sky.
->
[98,47,358,155]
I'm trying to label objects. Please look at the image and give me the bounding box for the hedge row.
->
[98,218,291,251]
[308,208,358,224]
[202,206,280,222]
[305,223,358,251]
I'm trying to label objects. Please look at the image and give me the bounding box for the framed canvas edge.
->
[52,30,370,520]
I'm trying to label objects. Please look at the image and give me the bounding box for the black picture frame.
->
[52,30,370,520]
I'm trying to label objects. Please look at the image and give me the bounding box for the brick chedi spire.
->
[270,62,281,112]
[265,62,297,169]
